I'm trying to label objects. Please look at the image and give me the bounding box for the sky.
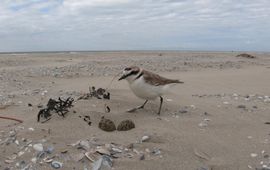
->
[0,0,270,52]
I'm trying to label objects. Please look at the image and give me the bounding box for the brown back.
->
[143,70,184,86]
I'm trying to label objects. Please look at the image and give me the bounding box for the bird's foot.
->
[126,108,138,113]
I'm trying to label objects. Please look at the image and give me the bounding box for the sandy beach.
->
[0,51,270,170]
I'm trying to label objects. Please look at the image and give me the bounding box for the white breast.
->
[129,77,170,100]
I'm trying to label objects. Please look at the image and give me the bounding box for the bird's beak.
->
[118,74,128,81]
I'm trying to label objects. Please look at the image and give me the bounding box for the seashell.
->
[46,146,54,154]
[85,152,99,162]
[51,161,63,169]
[43,157,54,163]
[71,153,85,162]
[250,153,258,158]
[68,140,80,147]
[92,155,113,170]
[79,140,90,149]
[33,143,43,152]
[111,147,122,153]
[17,151,25,157]
[15,140,19,145]
[31,157,37,163]
[5,159,14,164]
[141,136,150,142]
[96,147,111,155]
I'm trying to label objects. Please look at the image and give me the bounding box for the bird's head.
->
[118,66,140,82]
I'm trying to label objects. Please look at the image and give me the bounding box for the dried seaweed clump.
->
[37,97,74,123]
[78,86,110,100]
[236,53,256,59]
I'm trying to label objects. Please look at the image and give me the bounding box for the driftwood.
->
[0,116,23,123]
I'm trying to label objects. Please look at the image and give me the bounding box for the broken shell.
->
[17,151,25,157]
[152,148,161,155]
[51,161,63,169]
[15,140,19,145]
[98,116,116,132]
[198,121,208,127]
[85,152,99,162]
[33,143,44,152]
[92,155,113,170]
[250,153,258,158]
[37,151,46,159]
[79,140,90,150]
[8,154,17,160]
[44,157,54,163]
[68,140,81,147]
[5,159,14,164]
[141,136,150,142]
[16,160,26,168]
[71,153,85,162]
[117,119,135,131]
[46,146,54,154]
[96,147,111,155]
[112,147,122,153]
[31,157,37,163]
[139,154,145,160]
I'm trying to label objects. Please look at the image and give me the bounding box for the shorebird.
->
[118,66,184,115]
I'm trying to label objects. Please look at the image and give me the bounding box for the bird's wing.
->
[143,70,183,86]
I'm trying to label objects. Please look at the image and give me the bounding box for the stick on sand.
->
[0,116,23,123]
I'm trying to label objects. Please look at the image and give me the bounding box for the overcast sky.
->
[0,0,269,52]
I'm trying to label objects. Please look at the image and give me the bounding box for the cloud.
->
[0,0,270,52]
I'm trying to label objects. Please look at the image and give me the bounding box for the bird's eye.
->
[124,68,131,71]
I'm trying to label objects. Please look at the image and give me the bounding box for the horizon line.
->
[0,49,269,54]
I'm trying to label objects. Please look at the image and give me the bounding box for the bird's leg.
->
[127,100,148,112]
[157,96,163,115]
[137,100,148,109]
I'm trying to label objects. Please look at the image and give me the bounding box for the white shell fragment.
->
[33,143,44,152]
[92,155,113,170]
[141,136,150,142]
[250,153,258,158]
[51,161,63,169]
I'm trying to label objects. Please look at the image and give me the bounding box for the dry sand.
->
[0,51,270,170]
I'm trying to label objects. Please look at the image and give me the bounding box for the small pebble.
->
[179,109,188,114]
[152,148,161,155]
[237,105,246,109]
[250,153,258,158]
[31,157,37,163]
[139,154,145,160]
[46,146,54,154]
